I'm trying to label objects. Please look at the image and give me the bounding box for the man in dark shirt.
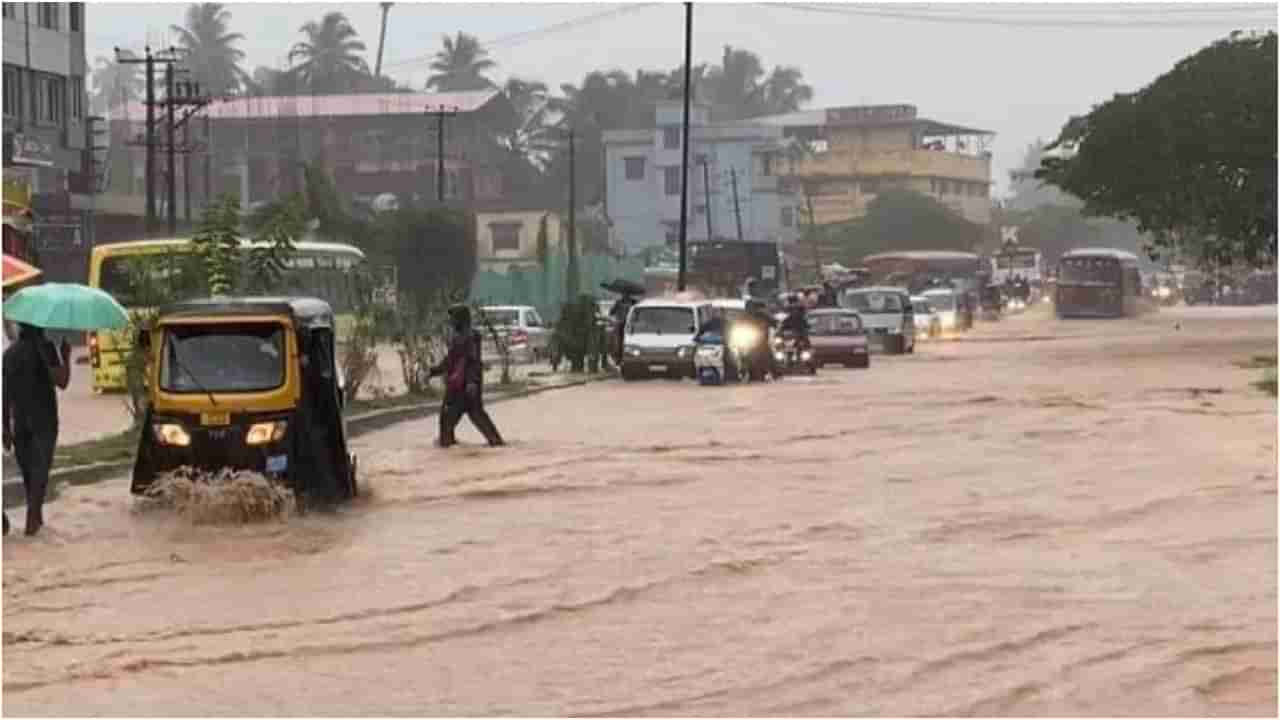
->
[428,305,505,448]
[3,323,71,536]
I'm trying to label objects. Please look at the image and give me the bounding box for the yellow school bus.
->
[87,237,368,392]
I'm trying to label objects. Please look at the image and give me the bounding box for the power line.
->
[764,3,1277,29]
[794,2,1280,16]
[381,4,661,72]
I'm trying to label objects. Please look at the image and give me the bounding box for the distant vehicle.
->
[479,305,550,363]
[807,309,871,369]
[1149,272,1182,307]
[922,288,962,334]
[621,299,713,381]
[840,286,916,354]
[991,245,1043,287]
[687,240,787,299]
[910,295,943,338]
[1055,248,1148,318]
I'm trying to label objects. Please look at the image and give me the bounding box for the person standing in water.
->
[429,305,505,448]
[3,323,71,536]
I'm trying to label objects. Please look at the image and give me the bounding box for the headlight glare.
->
[246,421,287,446]
[154,423,191,447]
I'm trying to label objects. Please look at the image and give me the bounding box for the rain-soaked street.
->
[3,306,1276,717]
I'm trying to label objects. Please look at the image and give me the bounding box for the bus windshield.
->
[98,253,208,307]
[1059,257,1121,285]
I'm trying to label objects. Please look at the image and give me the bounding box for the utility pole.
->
[166,63,177,234]
[566,128,578,300]
[701,157,713,241]
[203,112,212,210]
[677,0,694,291]
[730,166,744,242]
[375,3,393,78]
[426,104,459,203]
[806,189,821,278]
[182,114,191,222]
[116,46,180,233]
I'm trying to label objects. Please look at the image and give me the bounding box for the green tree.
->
[371,208,477,308]
[1037,31,1277,267]
[192,194,243,295]
[822,189,984,264]
[425,32,497,92]
[171,3,248,96]
[289,12,370,95]
[245,194,305,293]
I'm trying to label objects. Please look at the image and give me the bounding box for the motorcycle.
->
[772,331,816,376]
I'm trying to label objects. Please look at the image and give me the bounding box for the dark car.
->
[807,309,871,369]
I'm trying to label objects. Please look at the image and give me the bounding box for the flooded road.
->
[4,306,1276,716]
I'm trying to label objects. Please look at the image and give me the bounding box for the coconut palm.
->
[425,32,497,92]
[289,12,370,95]
[90,52,144,114]
[170,3,248,96]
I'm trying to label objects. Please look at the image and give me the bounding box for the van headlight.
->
[800,350,813,361]
[246,421,288,446]
[624,344,641,357]
[153,423,191,447]
[676,345,693,359]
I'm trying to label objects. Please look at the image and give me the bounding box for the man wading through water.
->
[3,323,71,536]
[429,305,505,448]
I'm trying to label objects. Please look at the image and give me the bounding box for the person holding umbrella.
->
[2,283,127,536]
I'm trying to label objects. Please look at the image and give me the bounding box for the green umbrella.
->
[2,283,129,331]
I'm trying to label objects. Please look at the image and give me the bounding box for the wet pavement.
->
[3,306,1276,716]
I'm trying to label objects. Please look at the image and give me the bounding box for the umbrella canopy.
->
[2,253,41,289]
[3,283,128,331]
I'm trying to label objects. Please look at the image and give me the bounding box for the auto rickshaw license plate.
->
[201,412,231,427]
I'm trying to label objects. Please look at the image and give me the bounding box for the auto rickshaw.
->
[131,296,358,506]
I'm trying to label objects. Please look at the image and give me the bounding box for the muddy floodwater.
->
[4,306,1276,716]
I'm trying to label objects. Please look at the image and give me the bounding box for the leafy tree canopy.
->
[1036,31,1277,267]
[820,189,985,264]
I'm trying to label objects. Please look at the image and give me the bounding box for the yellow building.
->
[474,209,563,275]
[749,105,994,226]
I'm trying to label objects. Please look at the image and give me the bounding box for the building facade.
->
[106,90,519,221]
[475,208,563,275]
[2,2,95,281]
[603,101,802,255]
[749,104,995,227]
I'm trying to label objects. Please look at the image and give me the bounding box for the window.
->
[3,65,20,118]
[662,126,680,150]
[69,75,83,119]
[781,206,794,228]
[664,166,681,196]
[490,222,521,253]
[37,3,58,29]
[761,153,775,177]
[624,156,645,181]
[69,2,81,31]
[2,4,17,20]
[34,73,65,126]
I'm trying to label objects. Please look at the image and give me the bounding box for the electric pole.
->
[677,0,693,292]
[375,3,393,78]
[116,46,175,232]
[701,157,713,241]
[566,127,578,300]
[166,63,177,234]
[426,104,459,203]
[730,166,744,242]
[204,112,212,210]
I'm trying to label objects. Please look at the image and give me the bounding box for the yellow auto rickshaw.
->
[131,296,357,505]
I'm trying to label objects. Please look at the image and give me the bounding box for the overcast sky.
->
[83,1,1277,196]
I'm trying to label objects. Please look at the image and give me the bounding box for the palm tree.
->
[289,12,370,95]
[170,3,248,96]
[90,53,144,114]
[425,32,497,92]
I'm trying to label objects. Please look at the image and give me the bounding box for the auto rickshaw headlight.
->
[154,423,191,447]
[246,421,288,446]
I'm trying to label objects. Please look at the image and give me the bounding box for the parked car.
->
[621,299,713,381]
[479,305,550,363]
[807,309,870,369]
[840,286,916,354]
[910,295,943,338]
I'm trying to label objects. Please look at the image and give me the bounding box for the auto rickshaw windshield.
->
[160,322,287,394]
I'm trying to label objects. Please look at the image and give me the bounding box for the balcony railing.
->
[786,148,991,182]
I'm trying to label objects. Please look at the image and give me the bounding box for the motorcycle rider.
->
[779,294,811,349]
[742,298,778,379]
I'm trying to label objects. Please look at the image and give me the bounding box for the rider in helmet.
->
[779,293,811,349]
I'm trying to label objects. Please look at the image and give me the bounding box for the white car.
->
[479,305,550,363]
[922,288,960,334]
[621,299,713,381]
[910,296,943,339]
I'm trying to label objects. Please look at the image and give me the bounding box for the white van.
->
[621,298,713,381]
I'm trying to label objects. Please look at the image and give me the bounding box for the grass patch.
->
[1235,354,1278,370]
[54,428,140,468]
[1253,368,1277,397]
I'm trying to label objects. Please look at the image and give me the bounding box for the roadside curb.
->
[2,375,609,510]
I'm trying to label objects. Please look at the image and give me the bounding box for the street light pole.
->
[677,1,693,292]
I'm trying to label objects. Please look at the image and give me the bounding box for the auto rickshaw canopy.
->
[158,296,335,331]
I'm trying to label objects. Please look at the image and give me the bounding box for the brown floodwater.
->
[3,305,1276,716]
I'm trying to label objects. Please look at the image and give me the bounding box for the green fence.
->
[468,254,646,323]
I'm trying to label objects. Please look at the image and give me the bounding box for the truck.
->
[687,240,787,299]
